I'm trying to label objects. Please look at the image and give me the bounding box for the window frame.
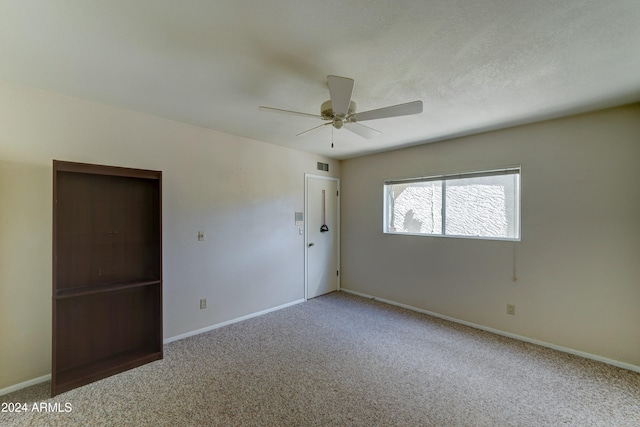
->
[383,167,521,241]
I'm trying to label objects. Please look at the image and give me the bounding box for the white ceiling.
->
[1,1,639,159]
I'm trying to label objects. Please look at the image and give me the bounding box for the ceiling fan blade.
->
[259,106,322,119]
[327,75,354,117]
[344,122,382,139]
[352,100,423,122]
[295,122,331,137]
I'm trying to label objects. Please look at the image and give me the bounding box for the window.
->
[384,168,520,240]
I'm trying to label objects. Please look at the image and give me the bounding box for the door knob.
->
[308,243,315,247]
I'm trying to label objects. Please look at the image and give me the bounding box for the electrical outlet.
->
[200,298,207,309]
[507,304,515,315]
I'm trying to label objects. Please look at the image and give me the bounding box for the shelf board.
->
[53,347,162,395]
[55,279,161,299]
[55,160,162,180]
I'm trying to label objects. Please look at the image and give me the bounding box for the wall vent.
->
[317,162,329,172]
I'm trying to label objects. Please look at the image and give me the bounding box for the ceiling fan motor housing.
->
[321,100,357,129]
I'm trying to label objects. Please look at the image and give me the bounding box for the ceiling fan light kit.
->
[259,75,423,147]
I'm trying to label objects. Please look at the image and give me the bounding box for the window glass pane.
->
[444,174,518,238]
[384,168,520,240]
[389,181,442,234]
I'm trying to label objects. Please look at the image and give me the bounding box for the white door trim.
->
[304,174,340,301]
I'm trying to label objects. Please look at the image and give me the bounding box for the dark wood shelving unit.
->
[52,160,162,396]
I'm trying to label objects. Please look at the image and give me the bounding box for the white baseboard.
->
[0,374,51,396]
[341,288,640,374]
[164,298,305,344]
[1,298,305,396]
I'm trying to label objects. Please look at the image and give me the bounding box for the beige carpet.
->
[2,291,639,426]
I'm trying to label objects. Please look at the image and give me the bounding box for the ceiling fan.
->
[259,75,423,142]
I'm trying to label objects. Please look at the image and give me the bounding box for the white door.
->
[306,175,339,299]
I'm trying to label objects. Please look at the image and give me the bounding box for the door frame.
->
[304,174,341,301]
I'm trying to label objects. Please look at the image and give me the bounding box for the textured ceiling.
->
[1,0,639,159]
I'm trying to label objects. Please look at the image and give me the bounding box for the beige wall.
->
[341,104,640,367]
[0,81,340,390]
[0,161,52,388]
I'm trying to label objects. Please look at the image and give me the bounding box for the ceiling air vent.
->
[317,162,329,172]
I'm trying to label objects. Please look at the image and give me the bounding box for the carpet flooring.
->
[2,291,639,426]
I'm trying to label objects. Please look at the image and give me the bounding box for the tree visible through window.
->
[384,168,520,240]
